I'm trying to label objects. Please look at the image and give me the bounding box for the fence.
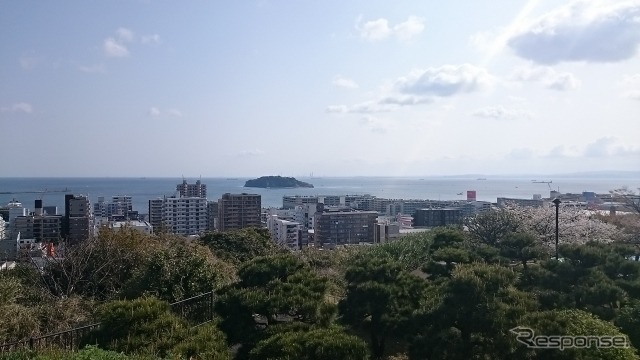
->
[0,291,215,353]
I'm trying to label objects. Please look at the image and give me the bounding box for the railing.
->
[0,291,215,353]
[169,291,216,327]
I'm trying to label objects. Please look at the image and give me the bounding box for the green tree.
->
[249,326,369,360]
[215,254,332,353]
[87,297,229,358]
[200,228,281,265]
[339,255,427,359]
[121,240,235,302]
[422,228,474,279]
[88,297,188,356]
[410,263,537,359]
[516,309,638,360]
[499,232,545,269]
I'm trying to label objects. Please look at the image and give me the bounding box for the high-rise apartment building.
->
[65,194,91,243]
[163,196,208,236]
[148,198,164,231]
[148,196,208,236]
[218,193,261,231]
[177,179,207,198]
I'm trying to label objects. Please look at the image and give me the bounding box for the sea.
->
[0,176,638,215]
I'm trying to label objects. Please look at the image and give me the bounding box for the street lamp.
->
[552,198,561,261]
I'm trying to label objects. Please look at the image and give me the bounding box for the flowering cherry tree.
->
[504,203,623,249]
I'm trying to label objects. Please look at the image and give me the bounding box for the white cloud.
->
[19,56,40,70]
[149,107,183,118]
[393,16,426,41]
[442,104,456,112]
[468,31,493,52]
[116,27,135,42]
[378,94,432,106]
[104,37,129,58]
[584,137,618,157]
[547,145,571,158]
[508,1,640,64]
[79,63,106,73]
[1,102,33,114]
[103,28,158,58]
[141,34,162,45]
[148,107,161,117]
[326,94,433,114]
[511,65,580,91]
[471,105,532,120]
[624,90,640,100]
[619,74,640,99]
[545,72,580,91]
[332,75,358,89]
[623,74,640,84]
[326,101,394,114]
[357,17,391,41]
[237,149,265,157]
[326,64,488,114]
[583,137,640,157]
[507,148,535,160]
[359,116,389,134]
[395,64,494,96]
[356,15,425,42]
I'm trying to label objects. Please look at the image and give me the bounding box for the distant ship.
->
[457,192,463,195]
[532,180,552,184]
[476,178,487,181]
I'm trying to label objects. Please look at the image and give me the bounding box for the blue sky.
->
[1,0,639,177]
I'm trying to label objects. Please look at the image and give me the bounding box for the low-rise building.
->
[413,208,463,228]
[109,220,153,235]
[497,197,544,208]
[314,208,378,246]
[12,201,62,243]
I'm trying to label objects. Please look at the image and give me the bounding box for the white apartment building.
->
[110,220,153,235]
[266,215,302,251]
[94,196,133,219]
[162,196,208,236]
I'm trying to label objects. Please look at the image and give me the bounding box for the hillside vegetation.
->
[1,205,640,359]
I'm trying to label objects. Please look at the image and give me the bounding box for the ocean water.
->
[0,176,637,214]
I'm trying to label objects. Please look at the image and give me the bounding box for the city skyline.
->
[1,0,639,177]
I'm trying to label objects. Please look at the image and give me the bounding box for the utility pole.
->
[552,198,562,261]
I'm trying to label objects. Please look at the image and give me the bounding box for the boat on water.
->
[532,180,552,184]
[476,178,487,181]
[457,192,463,195]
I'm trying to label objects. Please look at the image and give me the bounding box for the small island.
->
[244,176,314,188]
